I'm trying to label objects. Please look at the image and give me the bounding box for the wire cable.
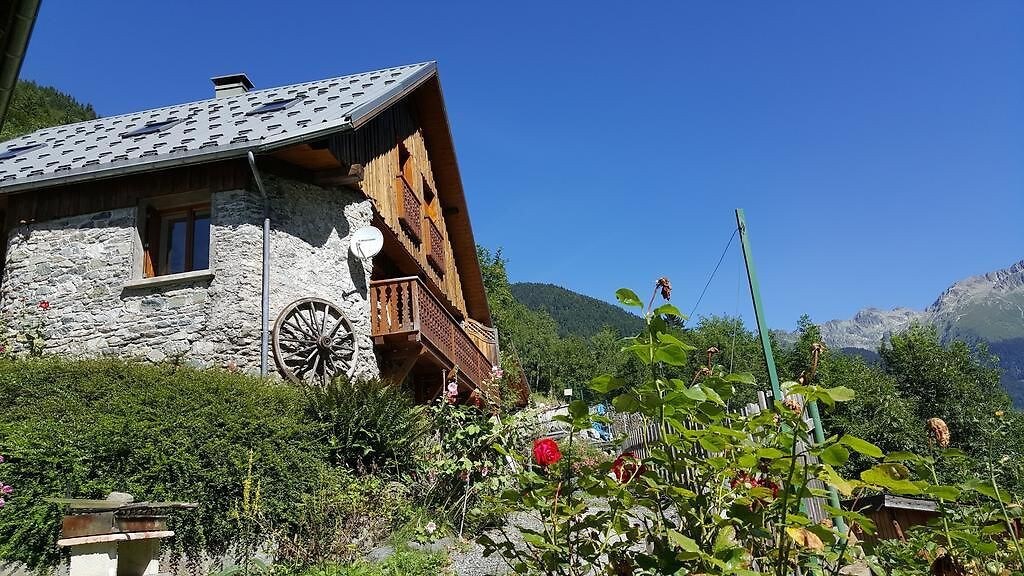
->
[687,227,739,322]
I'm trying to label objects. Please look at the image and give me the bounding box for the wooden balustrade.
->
[396,176,422,243]
[371,276,493,390]
[426,218,445,273]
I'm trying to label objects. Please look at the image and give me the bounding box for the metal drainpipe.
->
[247,151,270,377]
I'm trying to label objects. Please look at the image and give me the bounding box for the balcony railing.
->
[396,175,422,243]
[426,218,445,273]
[370,276,494,391]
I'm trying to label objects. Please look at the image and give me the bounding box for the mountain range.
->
[815,259,1024,405]
[513,260,1024,406]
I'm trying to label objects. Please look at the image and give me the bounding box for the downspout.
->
[247,151,270,377]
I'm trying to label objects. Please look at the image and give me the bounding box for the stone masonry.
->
[0,176,379,379]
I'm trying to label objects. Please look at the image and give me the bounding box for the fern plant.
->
[303,377,428,475]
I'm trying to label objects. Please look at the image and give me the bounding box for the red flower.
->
[611,452,644,484]
[730,472,759,490]
[38,300,50,310]
[532,438,561,467]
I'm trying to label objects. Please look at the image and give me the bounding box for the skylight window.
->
[246,98,301,116]
[0,143,45,160]
[121,118,183,138]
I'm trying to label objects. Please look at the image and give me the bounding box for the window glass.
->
[192,212,211,271]
[165,216,188,275]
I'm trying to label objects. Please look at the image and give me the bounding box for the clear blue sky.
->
[20,1,1024,329]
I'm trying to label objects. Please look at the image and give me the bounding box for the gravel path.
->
[448,512,542,576]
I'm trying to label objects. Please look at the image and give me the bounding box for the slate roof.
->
[0,61,437,192]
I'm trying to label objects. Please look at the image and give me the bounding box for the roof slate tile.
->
[0,61,434,191]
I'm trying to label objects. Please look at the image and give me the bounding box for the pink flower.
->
[445,381,459,404]
[0,498,5,508]
[425,521,437,534]
[0,484,11,495]
[38,300,50,310]
[0,455,5,463]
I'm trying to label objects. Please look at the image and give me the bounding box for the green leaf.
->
[823,386,856,403]
[839,435,883,458]
[682,386,707,402]
[616,288,643,308]
[724,372,756,385]
[653,303,687,319]
[657,331,695,350]
[756,447,785,459]
[860,464,921,495]
[612,393,640,413]
[964,479,1011,502]
[820,444,850,466]
[667,529,699,552]
[884,451,924,464]
[654,344,689,366]
[568,400,589,420]
[589,374,625,394]
[819,464,857,497]
[923,485,960,501]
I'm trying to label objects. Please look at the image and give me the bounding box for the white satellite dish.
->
[350,226,384,259]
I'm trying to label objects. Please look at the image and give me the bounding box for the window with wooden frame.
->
[395,143,422,243]
[141,201,211,277]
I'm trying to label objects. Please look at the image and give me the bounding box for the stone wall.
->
[0,176,379,379]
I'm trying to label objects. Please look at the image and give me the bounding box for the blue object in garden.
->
[591,403,611,441]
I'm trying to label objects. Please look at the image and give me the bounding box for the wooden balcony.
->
[371,276,495,398]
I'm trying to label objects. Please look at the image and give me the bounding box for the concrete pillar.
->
[117,539,161,576]
[68,543,117,576]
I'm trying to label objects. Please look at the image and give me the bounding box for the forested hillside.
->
[0,80,96,141]
[510,282,643,338]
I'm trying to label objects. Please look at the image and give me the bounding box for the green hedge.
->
[0,358,327,569]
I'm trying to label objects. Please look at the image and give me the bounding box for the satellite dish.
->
[350,226,384,259]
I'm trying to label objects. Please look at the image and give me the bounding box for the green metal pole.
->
[735,208,847,535]
[735,209,783,401]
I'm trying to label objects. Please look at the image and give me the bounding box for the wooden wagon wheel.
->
[272,297,359,385]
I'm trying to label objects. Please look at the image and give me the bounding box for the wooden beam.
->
[382,348,423,385]
[312,164,364,187]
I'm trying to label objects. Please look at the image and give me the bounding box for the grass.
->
[273,547,453,576]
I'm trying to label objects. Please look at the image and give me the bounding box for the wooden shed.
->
[843,494,938,547]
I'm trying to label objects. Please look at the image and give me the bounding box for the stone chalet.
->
[0,61,522,404]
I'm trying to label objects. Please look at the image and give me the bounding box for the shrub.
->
[271,546,452,576]
[303,377,427,475]
[277,467,414,567]
[0,357,325,570]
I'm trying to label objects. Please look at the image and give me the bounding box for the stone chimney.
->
[210,73,254,98]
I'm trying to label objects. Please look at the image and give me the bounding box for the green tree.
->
[0,80,96,141]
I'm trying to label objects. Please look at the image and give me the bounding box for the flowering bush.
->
[413,391,520,536]
[478,281,1022,575]
[0,454,11,510]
